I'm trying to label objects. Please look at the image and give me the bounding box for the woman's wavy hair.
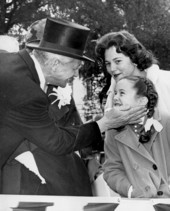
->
[95,30,158,72]
[120,76,158,143]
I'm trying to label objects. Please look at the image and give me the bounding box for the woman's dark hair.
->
[120,76,158,143]
[95,30,158,72]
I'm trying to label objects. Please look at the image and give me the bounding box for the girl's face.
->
[104,46,140,82]
[113,78,145,108]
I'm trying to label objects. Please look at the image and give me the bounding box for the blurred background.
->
[1,0,170,121]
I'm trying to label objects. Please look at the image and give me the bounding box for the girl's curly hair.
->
[120,76,158,143]
[95,30,158,72]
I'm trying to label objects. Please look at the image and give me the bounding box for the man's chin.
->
[59,84,66,88]
[55,81,67,88]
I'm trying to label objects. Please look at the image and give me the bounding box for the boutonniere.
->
[49,86,72,109]
[144,117,163,132]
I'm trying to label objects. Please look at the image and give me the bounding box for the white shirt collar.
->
[30,54,47,92]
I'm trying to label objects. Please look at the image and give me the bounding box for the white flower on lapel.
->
[144,117,163,132]
[49,85,72,108]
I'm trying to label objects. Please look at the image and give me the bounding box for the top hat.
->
[26,17,94,62]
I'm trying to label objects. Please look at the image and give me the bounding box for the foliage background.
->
[1,0,170,119]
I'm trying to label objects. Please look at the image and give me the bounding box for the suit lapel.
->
[115,109,162,163]
[18,49,40,85]
[115,126,156,163]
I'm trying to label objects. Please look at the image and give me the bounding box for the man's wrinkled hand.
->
[96,105,147,133]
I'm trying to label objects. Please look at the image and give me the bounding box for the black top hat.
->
[26,17,94,62]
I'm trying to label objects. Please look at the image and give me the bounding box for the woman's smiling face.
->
[104,46,136,81]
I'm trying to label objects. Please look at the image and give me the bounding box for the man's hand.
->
[96,105,147,133]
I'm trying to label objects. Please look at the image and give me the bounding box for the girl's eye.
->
[120,91,125,96]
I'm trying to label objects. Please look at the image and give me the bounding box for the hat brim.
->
[26,41,94,63]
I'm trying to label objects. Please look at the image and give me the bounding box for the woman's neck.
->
[134,69,146,77]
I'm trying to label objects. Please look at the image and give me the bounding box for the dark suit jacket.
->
[0,49,102,192]
[2,88,93,195]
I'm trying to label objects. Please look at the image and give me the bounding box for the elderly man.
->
[0,17,146,194]
[2,19,93,196]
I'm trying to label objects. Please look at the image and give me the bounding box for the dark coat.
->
[0,49,102,193]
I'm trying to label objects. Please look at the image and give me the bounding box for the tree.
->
[0,0,43,34]
[115,0,170,69]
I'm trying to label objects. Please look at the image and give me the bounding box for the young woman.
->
[95,30,170,115]
[103,76,170,198]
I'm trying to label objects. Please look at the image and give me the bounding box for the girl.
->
[103,76,170,198]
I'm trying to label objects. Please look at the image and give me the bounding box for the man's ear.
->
[139,96,148,106]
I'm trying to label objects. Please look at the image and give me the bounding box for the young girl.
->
[103,76,170,198]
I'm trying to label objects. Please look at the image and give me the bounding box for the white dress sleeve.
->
[105,77,116,112]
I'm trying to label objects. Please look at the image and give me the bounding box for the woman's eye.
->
[105,63,110,67]
[115,60,121,64]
